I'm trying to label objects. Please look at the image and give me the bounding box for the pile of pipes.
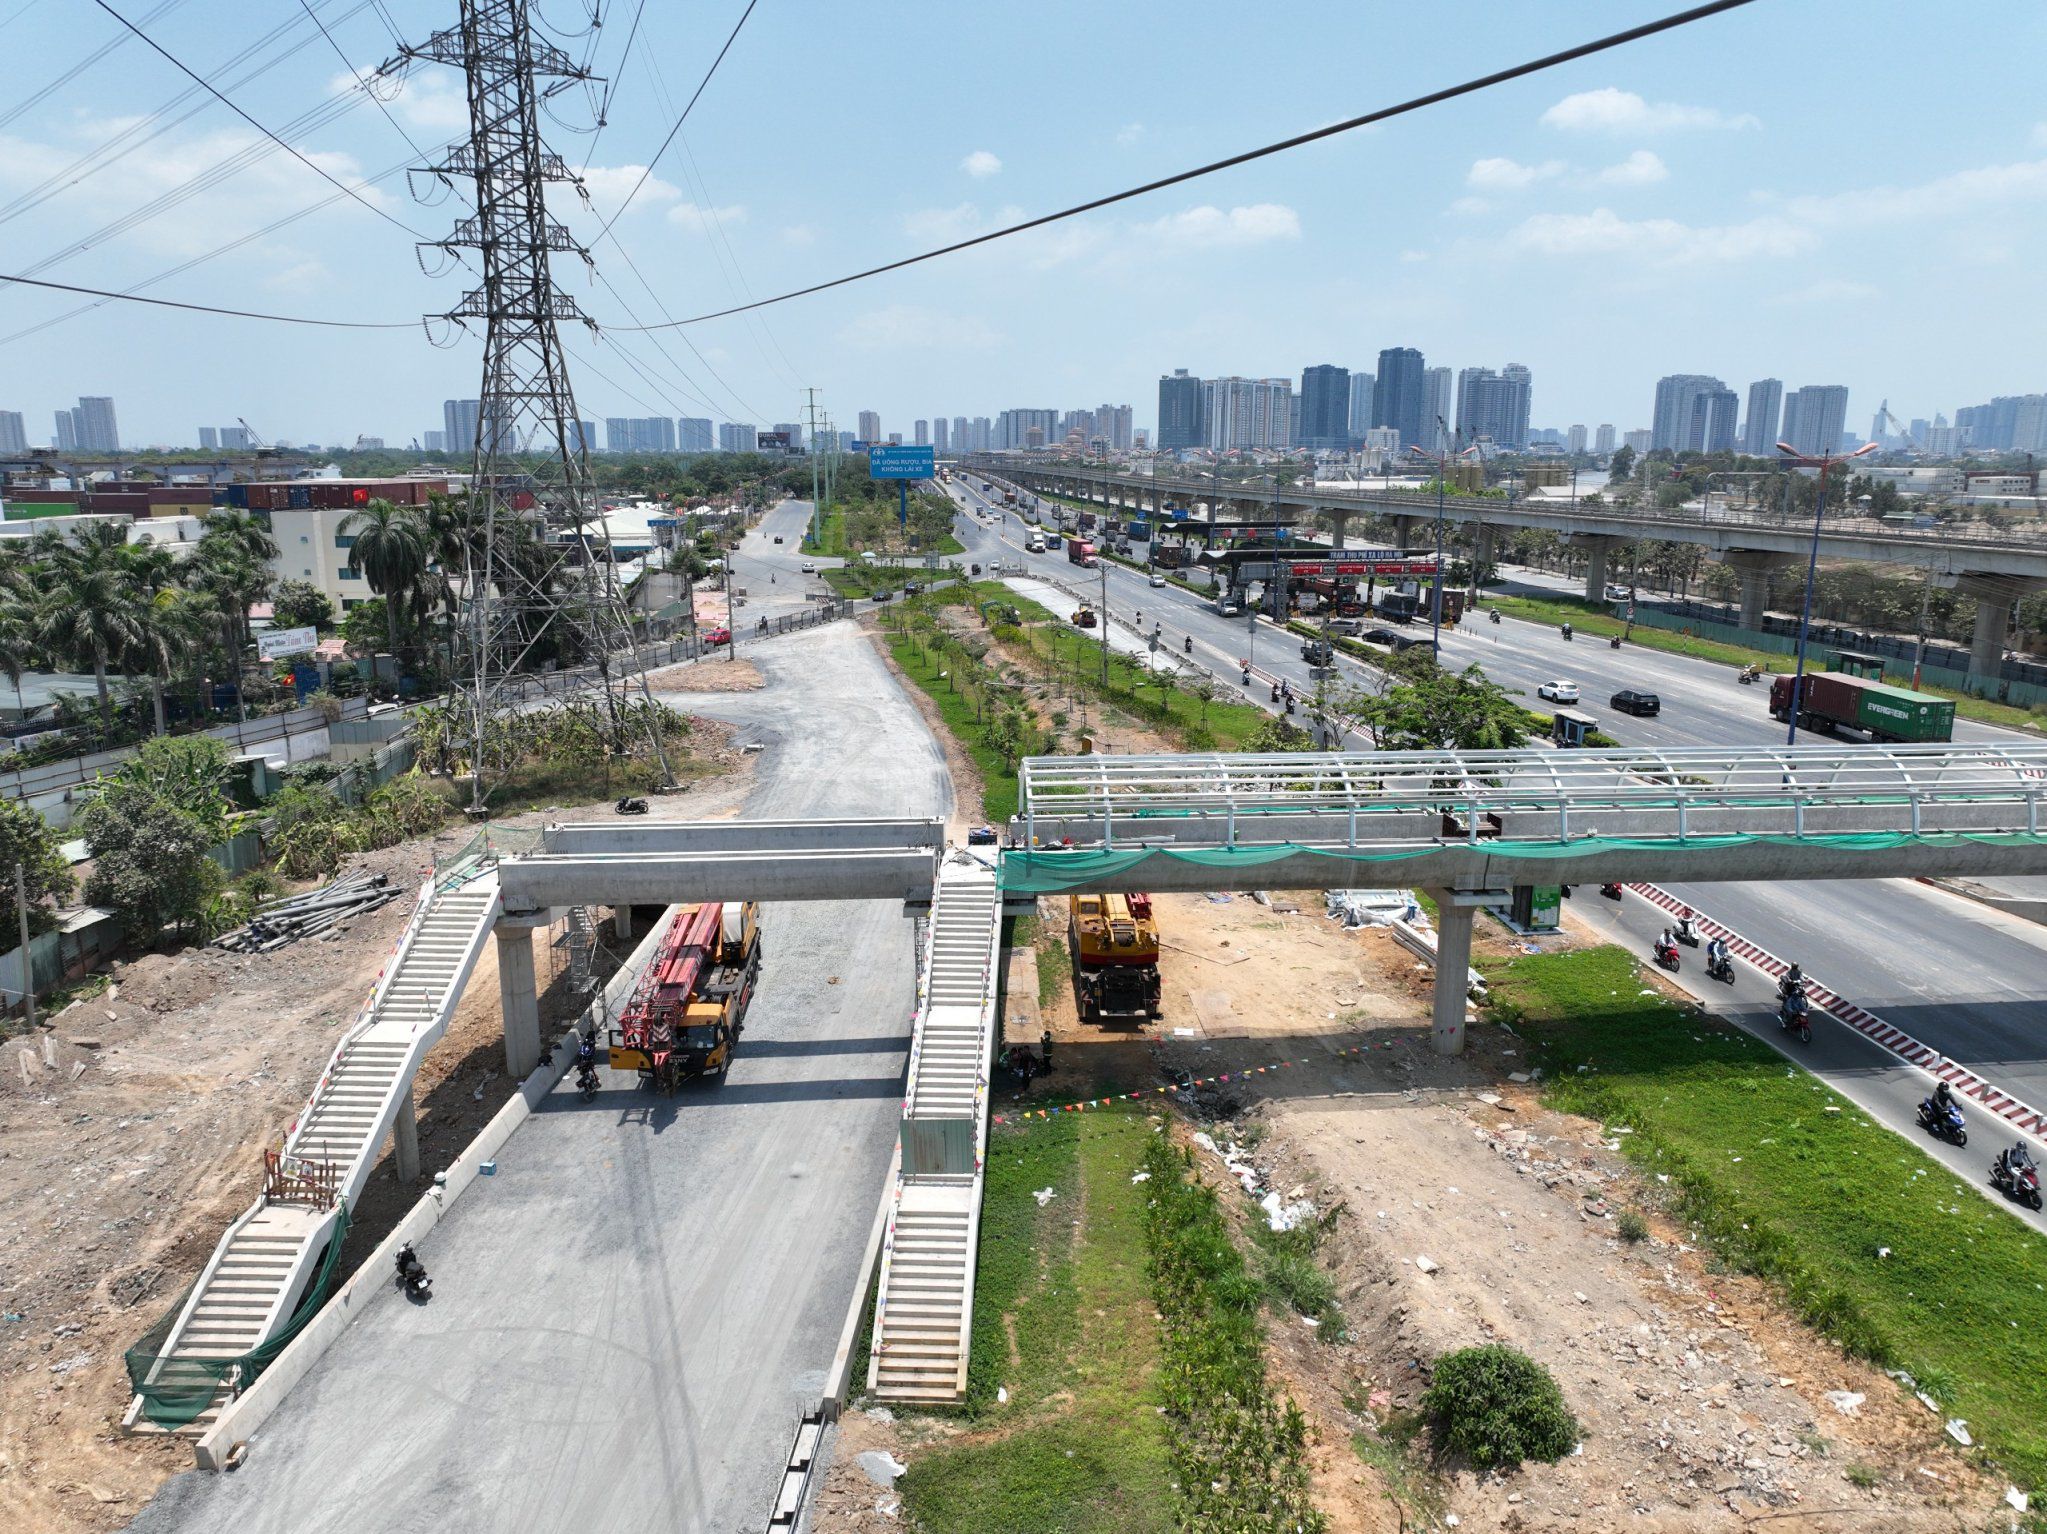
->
[213,873,400,952]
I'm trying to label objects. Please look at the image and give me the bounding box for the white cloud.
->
[342,68,470,135]
[1540,87,1758,134]
[1504,207,1811,263]
[837,304,1001,351]
[1399,249,1429,263]
[1132,203,1300,247]
[1766,279,1880,307]
[1116,123,1145,147]
[1447,196,1491,217]
[781,224,817,246]
[903,202,986,242]
[1467,156,1564,191]
[1780,158,2047,225]
[578,164,681,211]
[961,149,1002,178]
[665,200,748,228]
[1589,149,1668,186]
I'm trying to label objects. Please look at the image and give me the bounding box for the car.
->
[904,581,922,595]
[1609,688,1661,716]
[1536,680,1580,704]
[1363,627,1423,652]
[773,534,784,544]
[1149,573,1167,587]
[1327,618,1364,637]
[872,589,895,603]
[1217,600,1241,617]
[1604,583,1632,601]
[800,562,816,573]
[701,625,731,646]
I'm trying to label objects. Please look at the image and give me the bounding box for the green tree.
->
[338,498,429,655]
[107,735,238,843]
[32,523,142,728]
[341,597,391,656]
[1362,660,1529,751]
[0,797,75,931]
[1606,443,1636,484]
[80,785,223,944]
[271,579,335,630]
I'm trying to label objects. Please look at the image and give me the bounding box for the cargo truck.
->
[1769,671,1955,743]
[1069,892,1162,1024]
[1067,539,1097,567]
[609,900,761,1091]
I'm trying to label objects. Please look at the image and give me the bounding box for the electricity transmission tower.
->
[408,0,670,811]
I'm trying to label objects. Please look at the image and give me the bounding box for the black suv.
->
[1609,688,1661,716]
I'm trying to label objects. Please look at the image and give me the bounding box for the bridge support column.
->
[1422,892,1477,1056]
[1390,515,1418,550]
[392,1081,419,1184]
[1953,574,2046,685]
[1473,526,1496,580]
[1573,534,1627,604]
[1720,549,1793,630]
[1329,510,1349,552]
[614,902,634,940]
[496,923,541,1080]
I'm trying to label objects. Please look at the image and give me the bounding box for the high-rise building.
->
[1422,368,1453,454]
[952,416,968,452]
[913,419,929,445]
[198,425,219,450]
[1650,375,1736,453]
[1566,425,1588,455]
[1741,379,1783,456]
[1594,424,1616,455]
[679,417,713,451]
[573,421,597,456]
[219,425,253,450]
[1347,371,1375,441]
[1623,429,1653,454]
[0,411,26,454]
[1157,369,1206,451]
[1779,385,1849,457]
[719,422,756,452]
[1454,366,1532,451]
[73,396,118,452]
[357,437,386,451]
[932,417,949,453]
[605,417,676,453]
[1200,378,1292,451]
[857,409,881,443]
[1871,401,1891,447]
[54,410,76,451]
[996,409,1059,449]
[1297,365,1351,451]
[443,398,492,456]
[423,430,448,453]
[1096,403,1133,451]
[773,422,804,450]
[1908,417,1930,445]
[1372,347,1426,454]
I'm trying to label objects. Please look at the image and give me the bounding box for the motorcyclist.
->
[1609,634,1622,649]
[1674,907,1698,944]
[1561,622,1573,639]
[576,1031,597,1071]
[1184,635,1193,654]
[1488,608,1501,624]
[1999,1139,2034,1178]
[1933,1079,1956,1118]
[1706,934,1729,971]
[1779,963,1805,999]
[1654,927,1676,960]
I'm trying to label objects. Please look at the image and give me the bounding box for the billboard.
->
[756,431,791,451]
[257,626,318,661]
[868,444,936,479]
[1280,556,1440,579]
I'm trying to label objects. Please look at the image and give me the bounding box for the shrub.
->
[1616,1209,1649,1243]
[1421,1345,1578,1470]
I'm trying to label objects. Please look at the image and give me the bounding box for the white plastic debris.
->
[857,1450,908,1489]
[2008,1487,2029,1513]
[997,1386,1008,1404]
[1824,1391,1865,1417]
[1945,1419,1973,1447]
[1415,1255,1440,1274]
[1130,1171,1151,1185]
[1877,1246,1892,1259]
[1033,1187,1055,1206]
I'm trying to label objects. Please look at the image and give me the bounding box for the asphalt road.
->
[942,476,2047,1179]
[127,619,948,1534]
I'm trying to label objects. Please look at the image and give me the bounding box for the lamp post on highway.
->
[1775,438,1879,745]
[1407,420,1477,657]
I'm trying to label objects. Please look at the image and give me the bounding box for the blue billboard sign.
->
[868,444,936,479]
[848,439,872,453]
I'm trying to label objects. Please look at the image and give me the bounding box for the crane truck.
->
[1068,892,1162,1024]
[608,900,762,1091]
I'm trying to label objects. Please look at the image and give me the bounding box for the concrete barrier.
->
[194,917,667,1470]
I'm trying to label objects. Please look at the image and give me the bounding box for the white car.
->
[1217,600,1241,617]
[1536,679,1580,704]
[1149,573,1167,587]
[800,562,817,574]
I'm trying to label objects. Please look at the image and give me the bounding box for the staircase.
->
[125,875,501,1433]
[869,860,1001,1403]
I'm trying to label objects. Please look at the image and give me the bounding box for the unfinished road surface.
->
[127,619,948,1534]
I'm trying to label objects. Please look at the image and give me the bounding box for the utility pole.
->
[804,387,824,549]
[14,863,34,1032]
[407,0,672,809]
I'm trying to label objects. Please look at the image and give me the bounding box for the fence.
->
[1625,607,2047,708]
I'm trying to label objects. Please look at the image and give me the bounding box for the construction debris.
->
[212,873,401,952]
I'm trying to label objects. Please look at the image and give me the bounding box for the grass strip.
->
[901,1111,1173,1534]
[880,617,1019,824]
[1484,943,2047,1489]
[1141,1129,1327,1532]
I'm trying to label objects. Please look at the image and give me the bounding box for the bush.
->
[1616,1208,1649,1243]
[1421,1345,1578,1470]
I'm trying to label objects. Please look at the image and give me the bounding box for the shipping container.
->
[1768,670,1955,743]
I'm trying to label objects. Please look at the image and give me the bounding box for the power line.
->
[592,0,756,242]
[0,271,413,327]
[610,0,1758,332]
[87,0,436,242]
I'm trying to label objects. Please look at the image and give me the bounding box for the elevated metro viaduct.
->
[971,456,2047,685]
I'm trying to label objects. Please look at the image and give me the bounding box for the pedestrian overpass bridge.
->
[131,743,2047,1458]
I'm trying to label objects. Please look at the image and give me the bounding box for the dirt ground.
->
[0,717,751,1534]
[643,655,763,692]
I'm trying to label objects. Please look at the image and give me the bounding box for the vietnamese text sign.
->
[258,626,318,661]
[1280,557,1440,578]
[868,444,936,479]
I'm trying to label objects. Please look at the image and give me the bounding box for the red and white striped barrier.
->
[1626,881,2047,1141]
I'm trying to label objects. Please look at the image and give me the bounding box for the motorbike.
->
[1652,935,1680,972]
[1991,1147,2044,1210]
[1673,918,1701,947]
[1488,609,1501,625]
[1183,635,1193,654]
[1737,665,1761,685]
[1706,946,1735,983]
[576,1060,600,1102]
[1777,989,1813,1043]
[615,796,649,815]
[395,1243,433,1301]
[1917,1095,1968,1147]
[1599,882,1624,901]
[1609,635,1622,650]
[1561,623,1574,640]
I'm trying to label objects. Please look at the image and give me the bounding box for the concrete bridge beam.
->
[1573,534,1629,604]
[1720,549,1797,631]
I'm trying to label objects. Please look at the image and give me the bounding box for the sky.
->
[2,0,2045,450]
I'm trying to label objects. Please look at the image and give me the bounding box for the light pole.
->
[1407,419,1475,657]
[1775,438,1879,744]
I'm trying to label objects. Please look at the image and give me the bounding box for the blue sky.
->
[2,0,2044,449]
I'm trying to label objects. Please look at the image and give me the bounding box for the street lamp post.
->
[1775,438,1879,745]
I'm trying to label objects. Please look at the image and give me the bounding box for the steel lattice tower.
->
[409,0,668,810]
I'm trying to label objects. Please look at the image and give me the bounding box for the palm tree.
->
[33,535,142,729]
[339,499,428,656]
[128,587,212,736]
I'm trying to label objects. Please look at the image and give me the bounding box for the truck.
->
[1067,539,1097,567]
[1002,489,1018,507]
[1769,671,1956,743]
[1069,892,1162,1024]
[608,900,762,1091]
[1300,638,1335,667]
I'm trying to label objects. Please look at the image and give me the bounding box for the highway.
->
[941,474,2047,1190]
[127,530,945,1534]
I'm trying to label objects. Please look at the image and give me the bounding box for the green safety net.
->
[125,1203,352,1429]
[999,831,2047,894]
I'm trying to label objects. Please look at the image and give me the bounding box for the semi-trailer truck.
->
[1067,539,1097,567]
[1768,671,1955,743]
